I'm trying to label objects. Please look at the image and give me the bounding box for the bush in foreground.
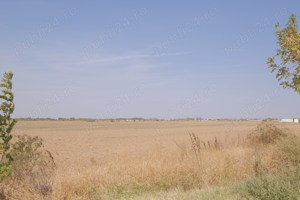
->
[0,71,56,200]
[240,124,300,200]
[0,135,56,199]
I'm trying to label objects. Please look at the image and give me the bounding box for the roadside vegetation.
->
[0,72,55,200]
[48,122,300,200]
[3,110,300,200]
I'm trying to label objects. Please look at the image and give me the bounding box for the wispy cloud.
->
[75,52,190,66]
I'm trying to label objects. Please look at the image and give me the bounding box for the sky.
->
[0,1,299,119]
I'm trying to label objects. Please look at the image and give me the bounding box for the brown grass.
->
[247,123,288,145]
[4,120,300,199]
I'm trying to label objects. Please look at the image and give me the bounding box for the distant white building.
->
[281,118,299,123]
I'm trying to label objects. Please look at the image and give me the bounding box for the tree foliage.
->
[0,71,16,179]
[267,14,300,93]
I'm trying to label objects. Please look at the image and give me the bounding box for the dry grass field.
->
[4,120,300,199]
[13,120,264,169]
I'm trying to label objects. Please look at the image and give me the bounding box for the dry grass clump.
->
[240,132,300,199]
[53,148,256,200]
[247,123,287,145]
[0,135,56,200]
[244,123,298,175]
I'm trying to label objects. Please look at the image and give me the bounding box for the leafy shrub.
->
[0,164,12,181]
[0,71,56,199]
[241,125,300,200]
[244,176,289,200]
[241,171,300,200]
[10,135,56,196]
[0,71,16,180]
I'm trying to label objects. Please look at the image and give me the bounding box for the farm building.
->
[281,118,300,123]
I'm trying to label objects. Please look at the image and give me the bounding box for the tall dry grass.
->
[50,123,287,200]
[1,122,295,200]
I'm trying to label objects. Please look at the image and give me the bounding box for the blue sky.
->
[0,1,299,119]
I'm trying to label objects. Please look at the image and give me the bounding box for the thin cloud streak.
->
[75,52,191,66]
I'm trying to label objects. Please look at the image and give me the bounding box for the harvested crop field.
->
[7,120,300,200]
[12,120,300,171]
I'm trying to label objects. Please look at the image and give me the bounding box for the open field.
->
[12,120,300,169]
[6,120,300,199]
[12,120,263,169]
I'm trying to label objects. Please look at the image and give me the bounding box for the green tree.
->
[267,14,300,93]
[0,71,16,179]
